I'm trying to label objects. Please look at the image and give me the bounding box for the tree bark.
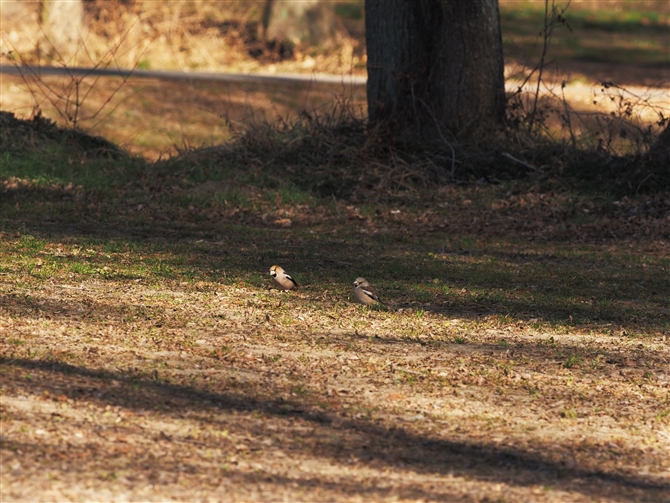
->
[649,122,670,157]
[645,121,670,178]
[365,0,505,140]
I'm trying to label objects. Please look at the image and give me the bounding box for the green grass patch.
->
[500,3,670,67]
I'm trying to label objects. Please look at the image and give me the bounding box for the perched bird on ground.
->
[353,277,384,306]
[269,265,298,290]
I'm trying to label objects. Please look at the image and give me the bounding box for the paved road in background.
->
[0,64,367,86]
[2,64,666,120]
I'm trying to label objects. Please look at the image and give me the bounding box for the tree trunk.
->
[264,0,335,47]
[645,121,670,177]
[649,122,670,157]
[365,0,505,141]
[41,0,84,63]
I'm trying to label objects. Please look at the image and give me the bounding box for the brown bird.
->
[269,265,298,290]
[353,277,384,306]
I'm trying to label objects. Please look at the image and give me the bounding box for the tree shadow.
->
[3,435,483,502]
[2,356,668,502]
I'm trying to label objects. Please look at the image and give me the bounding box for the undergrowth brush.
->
[164,91,669,200]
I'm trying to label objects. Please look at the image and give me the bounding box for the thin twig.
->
[415,97,457,178]
[501,152,540,172]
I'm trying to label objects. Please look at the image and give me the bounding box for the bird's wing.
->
[361,285,382,303]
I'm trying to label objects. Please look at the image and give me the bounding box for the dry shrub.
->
[500,0,669,194]
[168,96,371,199]
[166,79,669,202]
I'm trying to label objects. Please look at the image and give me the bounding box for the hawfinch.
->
[353,277,384,306]
[269,265,298,290]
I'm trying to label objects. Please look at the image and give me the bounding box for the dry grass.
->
[2,189,669,502]
[2,4,670,497]
[0,72,367,159]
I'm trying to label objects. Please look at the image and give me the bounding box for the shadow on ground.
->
[2,356,668,502]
